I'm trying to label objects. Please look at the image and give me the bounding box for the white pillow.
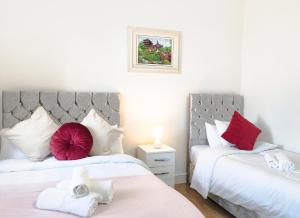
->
[205,122,223,148]
[81,109,123,155]
[0,107,58,161]
[0,137,27,160]
[215,120,235,147]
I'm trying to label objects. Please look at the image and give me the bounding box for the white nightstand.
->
[137,144,176,188]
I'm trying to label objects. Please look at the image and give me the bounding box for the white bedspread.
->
[0,154,150,185]
[190,145,209,165]
[191,142,300,218]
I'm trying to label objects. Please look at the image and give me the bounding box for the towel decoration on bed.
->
[70,167,91,198]
[36,187,100,217]
[57,179,114,204]
[36,166,114,217]
[264,152,296,172]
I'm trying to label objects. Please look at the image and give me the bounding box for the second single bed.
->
[188,94,300,218]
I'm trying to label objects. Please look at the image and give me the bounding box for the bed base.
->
[190,162,259,218]
[208,194,260,218]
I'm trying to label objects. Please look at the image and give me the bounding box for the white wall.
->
[242,0,300,153]
[0,0,243,182]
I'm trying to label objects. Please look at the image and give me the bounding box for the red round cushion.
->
[50,123,93,160]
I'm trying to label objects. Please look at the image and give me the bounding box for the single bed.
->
[0,91,203,218]
[188,94,300,218]
[188,94,243,183]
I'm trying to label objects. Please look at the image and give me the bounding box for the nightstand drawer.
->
[147,152,175,167]
[151,166,175,187]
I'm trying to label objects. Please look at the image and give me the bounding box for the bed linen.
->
[1,175,202,218]
[190,145,209,165]
[191,143,300,218]
[0,154,203,218]
[0,154,149,185]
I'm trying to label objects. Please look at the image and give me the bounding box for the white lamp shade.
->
[153,127,163,148]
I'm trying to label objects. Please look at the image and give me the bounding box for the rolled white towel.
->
[57,181,101,203]
[57,180,114,204]
[264,153,279,169]
[36,187,100,217]
[91,180,114,204]
[275,152,295,172]
[71,167,91,198]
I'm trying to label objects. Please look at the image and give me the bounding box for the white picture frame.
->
[128,27,180,73]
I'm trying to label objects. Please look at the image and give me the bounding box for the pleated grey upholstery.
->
[189,94,243,147]
[1,91,120,129]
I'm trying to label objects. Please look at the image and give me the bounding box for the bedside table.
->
[137,144,176,188]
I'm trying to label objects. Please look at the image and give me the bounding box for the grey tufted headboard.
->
[189,94,243,147]
[0,91,120,129]
[188,94,243,182]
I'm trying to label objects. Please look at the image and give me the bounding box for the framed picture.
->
[128,27,180,73]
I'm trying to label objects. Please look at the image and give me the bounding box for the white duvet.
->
[0,154,150,186]
[191,142,300,218]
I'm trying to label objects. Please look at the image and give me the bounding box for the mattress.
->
[190,145,209,165]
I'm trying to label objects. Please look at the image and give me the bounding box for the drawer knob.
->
[154,158,170,162]
[154,172,169,176]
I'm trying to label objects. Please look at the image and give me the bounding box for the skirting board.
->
[175,173,187,184]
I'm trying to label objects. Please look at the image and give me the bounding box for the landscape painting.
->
[128,27,180,73]
[137,36,172,65]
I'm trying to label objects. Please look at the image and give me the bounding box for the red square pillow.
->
[221,111,261,150]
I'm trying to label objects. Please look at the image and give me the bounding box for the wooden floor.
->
[175,183,233,218]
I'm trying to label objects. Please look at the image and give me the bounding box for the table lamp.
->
[153,126,163,149]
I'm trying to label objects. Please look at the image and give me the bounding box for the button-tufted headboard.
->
[0,91,120,129]
[189,94,243,147]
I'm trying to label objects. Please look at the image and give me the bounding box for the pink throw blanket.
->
[0,175,203,218]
